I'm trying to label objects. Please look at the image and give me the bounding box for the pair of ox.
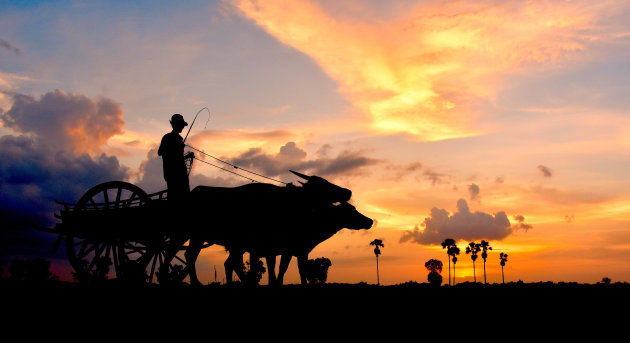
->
[162,171,373,286]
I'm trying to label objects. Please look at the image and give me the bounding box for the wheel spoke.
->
[73,238,87,247]
[78,241,96,259]
[86,243,106,271]
[124,192,138,208]
[102,190,109,209]
[149,254,158,283]
[110,244,119,275]
[115,187,122,209]
[174,254,187,265]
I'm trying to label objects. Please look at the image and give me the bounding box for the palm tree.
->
[480,240,492,284]
[499,252,508,284]
[465,242,481,283]
[370,239,384,285]
[441,238,456,286]
[448,245,461,285]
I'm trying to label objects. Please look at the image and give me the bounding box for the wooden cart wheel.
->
[65,181,186,283]
[120,234,189,284]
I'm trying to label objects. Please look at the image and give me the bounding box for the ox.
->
[224,201,373,286]
[161,171,354,286]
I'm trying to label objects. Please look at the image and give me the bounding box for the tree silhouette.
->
[155,264,186,285]
[370,238,384,285]
[8,258,58,282]
[480,240,492,284]
[425,259,443,287]
[441,238,455,286]
[72,256,112,283]
[465,242,481,283]
[243,258,266,285]
[499,252,508,284]
[448,245,461,285]
[303,257,332,284]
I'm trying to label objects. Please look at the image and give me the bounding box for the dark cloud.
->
[0,89,125,153]
[316,144,333,157]
[537,165,553,178]
[0,89,128,260]
[124,140,142,147]
[0,135,128,259]
[468,183,480,201]
[423,169,448,186]
[512,214,533,231]
[1,39,21,55]
[399,199,512,245]
[230,141,379,181]
[384,162,423,181]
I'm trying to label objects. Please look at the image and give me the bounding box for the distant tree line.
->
[1,258,58,282]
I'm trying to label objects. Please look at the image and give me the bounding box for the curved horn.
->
[290,170,311,180]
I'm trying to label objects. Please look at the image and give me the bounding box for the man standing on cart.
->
[158,114,194,203]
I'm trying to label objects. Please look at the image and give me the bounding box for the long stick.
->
[183,107,210,143]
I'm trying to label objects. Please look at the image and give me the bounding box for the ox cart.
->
[45,181,192,283]
[44,169,369,285]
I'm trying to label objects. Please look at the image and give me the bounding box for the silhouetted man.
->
[158,114,194,202]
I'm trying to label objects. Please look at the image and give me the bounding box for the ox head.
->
[290,170,352,203]
[326,202,373,231]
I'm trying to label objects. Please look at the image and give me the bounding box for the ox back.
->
[187,184,371,256]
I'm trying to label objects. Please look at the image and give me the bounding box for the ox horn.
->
[290,170,311,180]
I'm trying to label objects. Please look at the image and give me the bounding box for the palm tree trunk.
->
[502,265,505,284]
[473,261,476,283]
[447,256,450,286]
[483,259,488,284]
[453,264,456,285]
[376,255,380,286]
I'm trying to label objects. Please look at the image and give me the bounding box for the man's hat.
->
[170,114,188,126]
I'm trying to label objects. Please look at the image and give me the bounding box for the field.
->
[4,280,627,320]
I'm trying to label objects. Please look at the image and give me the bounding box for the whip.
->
[183,107,211,143]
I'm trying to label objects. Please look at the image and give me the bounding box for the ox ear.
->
[290,170,311,181]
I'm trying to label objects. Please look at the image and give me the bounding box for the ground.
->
[2,280,626,337]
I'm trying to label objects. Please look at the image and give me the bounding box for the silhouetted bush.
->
[427,271,442,286]
[8,258,58,282]
[243,259,266,284]
[303,257,332,284]
[72,257,111,283]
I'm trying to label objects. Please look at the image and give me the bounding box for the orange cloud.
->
[0,89,125,154]
[233,0,597,141]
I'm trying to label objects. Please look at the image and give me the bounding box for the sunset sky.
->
[2,0,630,285]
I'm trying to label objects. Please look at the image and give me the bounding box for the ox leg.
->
[276,254,292,286]
[184,237,204,286]
[297,254,308,285]
[266,255,277,286]
[223,255,233,284]
[225,250,246,284]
